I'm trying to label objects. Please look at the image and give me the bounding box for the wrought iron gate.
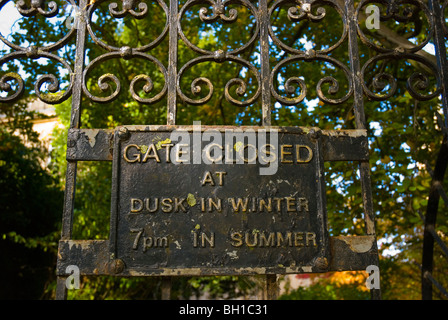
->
[1,0,447,300]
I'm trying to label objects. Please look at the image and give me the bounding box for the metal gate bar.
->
[55,0,88,300]
[421,0,448,300]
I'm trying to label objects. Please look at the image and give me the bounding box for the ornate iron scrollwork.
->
[356,0,439,102]
[83,0,169,104]
[16,0,59,17]
[109,0,148,18]
[269,0,351,105]
[0,0,446,112]
[177,0,260,107]
[0,0,76,104]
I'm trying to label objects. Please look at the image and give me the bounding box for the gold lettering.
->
[229,198,249,212]
[201,232,215,248]
[123,144,141,163]
[201,171,215,186]
[204,143,223,163]
[161,143,174,163]
[130,198,143,213]
[277,232,293,247]
[273,197,283,211]
[142,144,160,163]
[145,198,159,213]
[208,198,222,212]
[216,171,226,186]
[294,232,304,247]
[175,144,189,163]
[202,171,226,186]
[259,232,275,247]
[201,197,206,212]
[281,144,293,163]
[228,230,319,247]
[230,232,243,247]
[161,198,173,213]
[306,232,317,247]
[194,231,215,248]
[259,198,272,212]
[193,232,198,247]
[298,198,309,212]
[174,198,187,212]
[286,197,296,212]
[143,236,168,251]
[296,145,313,163]
[242,144,257,163]
[245,232,258,247]
[260,144,277,164]
[143,237,153,252]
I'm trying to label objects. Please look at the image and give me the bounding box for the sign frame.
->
[108,125,330,276]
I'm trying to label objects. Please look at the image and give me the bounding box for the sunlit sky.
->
[0,2,22,46]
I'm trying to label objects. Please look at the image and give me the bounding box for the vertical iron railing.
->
[55,0,88,299]
[346,0,380,300]
[421,0,448,300]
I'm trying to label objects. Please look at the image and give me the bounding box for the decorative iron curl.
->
[0,72,25,103]
[16,0,58,18]
[0,50,74,104]
[268,0,347,55]
[130,74,167,104]
[177,54,260,106]
[287,0,326,22]
[271,75,307,106]
[270,52,353,105]
[180,76,214,105]
[199,0,238,23]
[382,0,419,22]
[356,0,434,54]
[361,53,440,101]
[82,51,167,104]
[86,0,169,52]
[0,0,77,53]
[368,72,397,101]
[32,52,74,104]
[178,0,259,56]
[109,0,148,19]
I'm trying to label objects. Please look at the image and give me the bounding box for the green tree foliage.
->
[1,0,447,299]
[0,103,63,299]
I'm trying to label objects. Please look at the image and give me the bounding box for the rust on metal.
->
[56,236,379,277]
[108,126,330,276]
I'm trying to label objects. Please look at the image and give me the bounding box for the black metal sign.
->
[109,125,329,276]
